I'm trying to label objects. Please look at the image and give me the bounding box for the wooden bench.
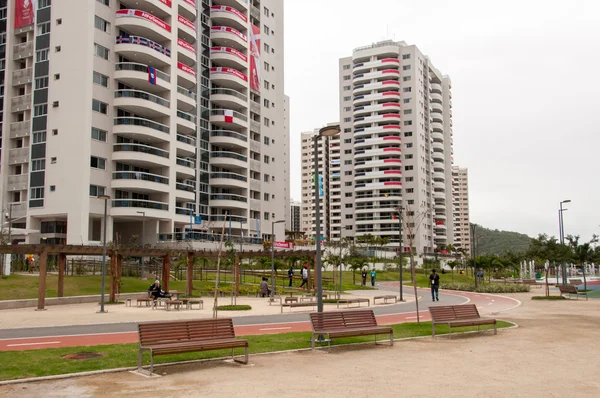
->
[569,279,583,286]
[429,304,497,337]
[558,285,588,300]
[178,298,204,310]
[137,318,248,375]
[165,300,184,311]
[374,295,398,304]
[521,279,541,288]
[309,309,393,351]
[280,297,317,313]
[336,298,370,308]
[284,296,298,304]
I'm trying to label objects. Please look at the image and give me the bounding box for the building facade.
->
[452,166,470,255]
[287,199,300,233]
[300,40,456,256]
[0,0,288,247]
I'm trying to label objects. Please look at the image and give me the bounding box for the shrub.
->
[531,296,566,300]
[442,283,530,293]
[216,305,252,311]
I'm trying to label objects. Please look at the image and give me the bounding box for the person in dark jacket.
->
[148,280,171,299]
[288,266,294,287]
[361,268,368,286]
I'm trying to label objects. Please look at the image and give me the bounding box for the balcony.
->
[113,117,170,143]
[210,88,248,109]
[114,89,170,118]
[9,148,30,165]
[353,58,400,73]
[177,110,196,133]
[209,109,248,129]
[113,143,170,168]
[119,0,171,19]
[431,122,444,132]
[353,91,400,106]
[115,9,171,42]
[176,157,196,178]
[210,130,248,150]
[7,202,27,219]
[211,26,248,51]
[115,35,171,66]
[210,193,248,210]
[210,46,248,70]
[177,62,196,88]
[179,0,198,21]
[177,14,197,39]
[210,172,248,189]
[178,38,197,65]
[210,67,248,90]
[111,199,169,218]
[9,121,31,139]
[353,101,400,116]
[111,171,170,193]
[12,68,33,86]
[430,83,442,94]
[431,132,444,142]
[210,5,248,32]
[176,134,196,156]
[176,179,196,201]
[210,151,248,169]
[114,62,170,93]
[7,174,28,192]
[13,42,33,60]
[353,69,400,84]
[177,86,197,111]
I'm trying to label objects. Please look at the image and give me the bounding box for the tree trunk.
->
[410,252,419,325]
[582,262,587,291]
[544,266,550,297]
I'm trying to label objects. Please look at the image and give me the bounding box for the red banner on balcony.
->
[183,0,195,7]
[382,69,400,74]
[116,9,171,32]
[381,58,400,63]
[210,5,248,22]
[383,91,400,96]
[211,47,247,62]
[383,103,401,107]
[275,241,293,249]
[249,25,261,92]
[178,62,196,76]
[210,67,248,82]
[383,80,400,85]
[178,38,196,53]
[436,221,445,225]
[383,114,401,118]
[178,15,196,31]
[14,0,35,28]
[158,0,172,7]
[384,182,402,186]
[211,26,247,42]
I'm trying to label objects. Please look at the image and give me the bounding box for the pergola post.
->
[186,252,193,296]
[57,253,66,298]
[235,254,240,296]
[36,250,48,311]
[109,255,117,303]
[162,255,171,292]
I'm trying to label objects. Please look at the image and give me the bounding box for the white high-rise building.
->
[452,166,470,255]
[0,0,288,246]
[300,40,455,256]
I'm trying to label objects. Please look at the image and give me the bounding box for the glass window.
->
[34,104,48,116]
[37,22,51,35]
[35,76,49,89]
[90,156,106,169]
[91,127,107,142]
[89,185,106,196]
[36,49,49,62]
[94,43,109,60]
[33,131,47,143]
[93,71,109,87]
[94,16,110,33]
[92,99,108,114]
[30,187,45,199]
[31,159,46,171]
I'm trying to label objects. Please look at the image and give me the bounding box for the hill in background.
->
[472,224,531,256]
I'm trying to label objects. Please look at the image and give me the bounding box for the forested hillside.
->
[473,224,531,255]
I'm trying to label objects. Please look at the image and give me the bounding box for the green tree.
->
[566,234,598,291]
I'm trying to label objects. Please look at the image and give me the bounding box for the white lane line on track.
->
[258,327,292,331]
[0,331,138,342]
[6,341,61,347]
[405,316,418,319]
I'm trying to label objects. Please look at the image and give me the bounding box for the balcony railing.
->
[176,207,193,216]
[112,171,169,185]
[209,88,247,102]
[210,151,247,162]
[177,134,196,146]
[112,199,169,211]
[176,180,196,192]
[115,35,171,57]
[210,194,248,203]
[115,89,170,108]
[113,143,169,158]
[115,62,170,82]
[177,110,197,123]
[209,109,248,122]
[176,157,196,168]
[177,85,197,100]
[210,172,247,182]
[210,130,247,142]
[158,232,263,246]
[114,117,170,134]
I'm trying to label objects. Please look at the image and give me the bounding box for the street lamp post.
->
[396,206,404,301]
[314,125,341,313]
[137,211,146,279]
[270,219,285,298]
[470,223,478,288]
[98,195,110,313]
[559,199,571,286]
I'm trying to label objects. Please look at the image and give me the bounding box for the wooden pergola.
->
[0,244,317,310]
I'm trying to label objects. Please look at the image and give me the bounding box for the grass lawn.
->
[0,320,513,382]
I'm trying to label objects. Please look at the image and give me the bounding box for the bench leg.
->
[432,323,435,337]
[137,348,143,371]
[390,331,394,346]
[494,322,497,335]
[311,333,315,351]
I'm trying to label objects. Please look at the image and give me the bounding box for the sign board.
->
[194,216,202,224]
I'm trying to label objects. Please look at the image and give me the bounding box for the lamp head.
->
[98,195,110,200]
[318,125,341,137]
[561,199,571,204]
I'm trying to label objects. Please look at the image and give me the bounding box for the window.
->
[37,22,51,35]
[402,54,411,60]
[90,156,106,170]
[343,85,351,91]
[34,104,48,116]
[343,117,351,123]
[263,155,269,164]
[97,0,109,5]
[403,121,413,126]
[403,109,412,115]
[344,128,351,133]
[343,75,351,81]
[93,71,109,87]
[50,185,56,192]
[405,154,413,159]
[33,131,47,143]
[344,149,352,154]
[345,182,352,187]
[264,80,270,90]
[264,212,270,220]
[263,117,270,127]
[35,76,49,89]
[36,49,49,62]
[264,174,270,182]
[51,157,57,164]
[94,43,109,60]
[406,143,413,148]
[264,43,270,52]
[344,107,351,112]
[92,99,108,114]
[31,159,46,171]
[264,61,270,71]
[407,200,415,205]
[30,187,45,200]
[38,0,52,8]
[406,177,414,182]
[403,76,411,82]
[343,64,351,70]
[263,6,270,16]
[91,127,107,142]
[405,166,414,171]
[403,98,411,104]
[402,65,411,70]
[404,132,413,137]
[264,136,270,145]
[264,25,270,35]
[403,87,412,93]
[263,99,270,108]
[89,185,106,197]
[344,171,352,176]
[344,160,352,165]
[55,46,61,52]
[94,16,111,33]
[54,73,60,80]
[263,193,269,201]
[343,96,351,101]
[56,18,62,25]
[345,193,353,197]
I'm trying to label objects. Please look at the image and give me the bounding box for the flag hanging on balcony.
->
[392,215,397,220]
[148,66,156,85]
[224,109,234,123]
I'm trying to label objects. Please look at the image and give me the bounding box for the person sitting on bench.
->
[259,277,271,297]
[148,280,171,299]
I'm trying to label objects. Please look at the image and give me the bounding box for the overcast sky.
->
[282,0,600,241]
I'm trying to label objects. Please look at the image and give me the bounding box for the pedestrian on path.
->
[370,268,377,287]
[287,266,294,287]
[259,277,271,297]
[361,268,368,286]
[429,269,440,301]
[299,265,308,289]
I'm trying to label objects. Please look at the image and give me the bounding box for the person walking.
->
[361,268,368,286]
[370,268,377,287]
[287,266,294,287]
[429,269,440,301]
[299,265,308,289]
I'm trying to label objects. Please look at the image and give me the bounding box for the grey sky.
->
[283,0,600,241]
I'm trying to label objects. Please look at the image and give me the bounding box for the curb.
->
[0,320,518,386]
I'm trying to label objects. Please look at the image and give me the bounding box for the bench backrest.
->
[138,318,236,346]
[559,285,578,293]
[569,279,583,285]
[522,279,536,284]
[310,310,378,332]
[429,304,481,322]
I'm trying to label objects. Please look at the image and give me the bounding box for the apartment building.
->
[0,0,288,247]
[300,40,455,255]
[452,166,470,255]
[287,199,300,233]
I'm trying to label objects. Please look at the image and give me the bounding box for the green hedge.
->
[442,283,530,293]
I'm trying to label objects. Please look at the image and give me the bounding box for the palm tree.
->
[348,256,368,285]
[567,234,598,291]
[447,260,460,283]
